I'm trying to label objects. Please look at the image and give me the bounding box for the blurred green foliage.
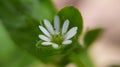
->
[0,20,41,67]
[0,0,102,67]
[0,0,56,67]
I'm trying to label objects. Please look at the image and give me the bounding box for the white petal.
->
[65,27,78,40]
[54,15,60,32]
[52,43,59,49]
[44,19,54,34]
[39,26,51,38]
[62,40,72,45]
[41,42,52,45]
[39,35,50,41]
[62,19,69,34]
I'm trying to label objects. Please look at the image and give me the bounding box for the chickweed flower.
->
[38,15,78,49]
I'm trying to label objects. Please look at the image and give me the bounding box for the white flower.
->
[38,15,78,49]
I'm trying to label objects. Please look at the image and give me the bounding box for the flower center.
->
[51,33,64,45]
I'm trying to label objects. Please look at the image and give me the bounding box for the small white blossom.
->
[38,15,78,49]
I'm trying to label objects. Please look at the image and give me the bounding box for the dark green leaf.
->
[58,6,83,38]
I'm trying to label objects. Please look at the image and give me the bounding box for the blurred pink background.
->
[53,0,120,67]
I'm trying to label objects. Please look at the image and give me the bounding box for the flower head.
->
[38,15,78,49]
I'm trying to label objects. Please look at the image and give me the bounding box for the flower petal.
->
[39,35,50,41]
[62,40,72,45]
[65,27,78,40]
[44,19,54,35]
[39,26,51,38]
[52,43,59,49]
[41,42,52,45]
[54,15,60,32]
[62,19,69,35]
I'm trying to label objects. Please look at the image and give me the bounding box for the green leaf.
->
[84,28,102,48]
[0,20,41,67]
[0,20,15,62]
[0,0,56,63]
[58,6,83,38]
